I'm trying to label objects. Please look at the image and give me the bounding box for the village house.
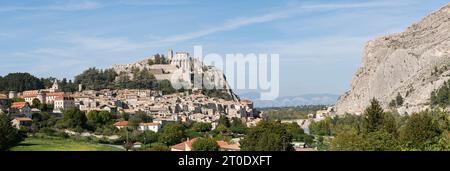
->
[46,92,65,104]
[64,86,257,127]
[23,90,37,105]
[21,80,63,106]
[0,94,9,105]
[113,120,163,132]
[53,96,75,113]
[171,138,197,151]
[139,122,161,132]
[216,140,241,151]
[11,117,33,129]
[9,102,31,118]
[113,121,129,130]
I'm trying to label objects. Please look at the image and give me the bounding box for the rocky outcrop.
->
[335,3,450,115]
[111,54,239,101]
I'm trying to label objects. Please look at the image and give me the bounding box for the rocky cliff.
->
[111,55,239,101]
[335,3,450,115]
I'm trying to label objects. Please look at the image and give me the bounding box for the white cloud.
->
[148,0,407,45]
[62,33,145,52]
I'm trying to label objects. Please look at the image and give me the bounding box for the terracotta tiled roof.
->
[11,102,28,109]
[22,90,39,98]
[171,143,187,151]
[171,138,199,151]
[113,121,129,126]
[0,94,7,100]
[216,140,241,151]
[23,90,39,95]
[14,117,32,122]
[47,92,65,97]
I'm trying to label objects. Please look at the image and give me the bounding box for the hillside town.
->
[1,74,260,128]
[0,49,265,152]
[0,48,336,152]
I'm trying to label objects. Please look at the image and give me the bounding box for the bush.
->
[191,138,219,151]
[240,120,294,151]
[39,127,57,136]
[145,143,170,151]
[400,111,441,150]
[55,131,70,139]
[0,115,25,150]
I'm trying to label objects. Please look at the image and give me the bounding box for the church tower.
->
[50,80,59,92]
[168,49,174,63]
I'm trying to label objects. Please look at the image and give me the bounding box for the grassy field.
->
[10,137,123,151]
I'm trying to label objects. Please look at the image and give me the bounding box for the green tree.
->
[121,112,130,121]
[303,134,315,148]
[0,115,25,151]
[363,98,385,133]
[140,130,159,144]
[309,117,333,136]
[431,81,450,106]
[240,120,294,151]
[330,131,366,151]
[213,124,229,134]
[191,122,212,132]
[218,115,231,128]
[400,111,441,150]
[87,110,113,127]
[192,138,220,151]
[31,98,41,109]
[12,97,25,102]
[133,112,153,123]
[147,143,170,151]
[430,131,450,151]
[363,130,400,151]
[0,73,44,92]
[229,118,248,134]
[285,122,305,141]
[98,111,113,124]
[62,108,87,130]
[157,80,176,95]
[128,112,152,129]
[381,112,398,135]
[31,112,52,130]
[158,123,185,145]
[87,111,100,123]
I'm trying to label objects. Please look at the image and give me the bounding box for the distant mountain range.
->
[238,92,339,108]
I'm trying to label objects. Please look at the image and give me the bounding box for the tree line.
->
[0,73,78,93]
[309,98,450,151]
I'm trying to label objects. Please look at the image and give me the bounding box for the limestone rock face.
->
[111,55,239,101]
[335,4,450,115]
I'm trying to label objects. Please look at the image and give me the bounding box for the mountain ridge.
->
[335,3,450,115]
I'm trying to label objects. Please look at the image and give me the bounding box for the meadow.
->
[10,137,123,151]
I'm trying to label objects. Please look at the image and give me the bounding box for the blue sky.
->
[0,0,448,97]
